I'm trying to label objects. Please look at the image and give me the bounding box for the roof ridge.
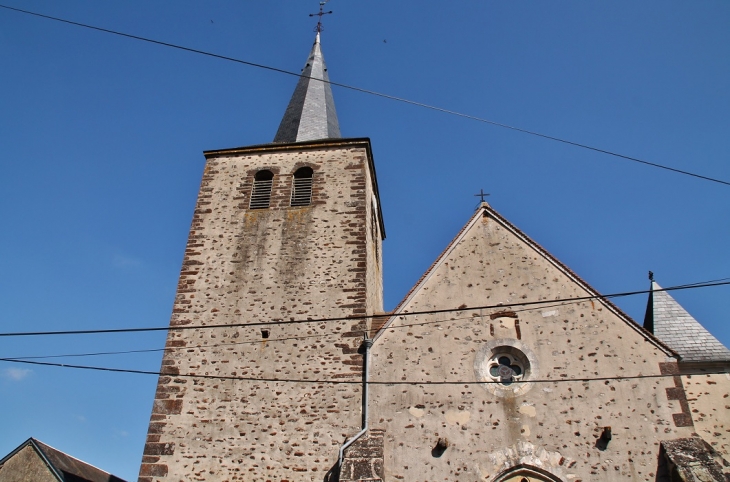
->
[481,205,677,356]
[32,439,116,477]
[374,203,677,357]
[373,204,491,341]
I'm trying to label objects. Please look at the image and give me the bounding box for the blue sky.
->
[1,1,728,480]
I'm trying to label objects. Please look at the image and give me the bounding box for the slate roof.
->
[273,33,341,143]
[645,281,730,363]
[0,437,127,482]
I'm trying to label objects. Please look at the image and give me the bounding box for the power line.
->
[1,357,725,385]
[1,4,728,187]
[3,332,333,361]
[3,280,727,377]
[0,280,727,338]
[0,297,606,361]
[663,277,730,289]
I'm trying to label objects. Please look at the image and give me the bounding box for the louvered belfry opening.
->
[290,167,314,207]
[249,170,274,209]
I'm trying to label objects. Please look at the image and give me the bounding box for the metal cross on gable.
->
[474,189,490,203]
[309,1,333,33]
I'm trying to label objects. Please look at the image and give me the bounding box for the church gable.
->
[377,203,672,355]
[368,204,689,481]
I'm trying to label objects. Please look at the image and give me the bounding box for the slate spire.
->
[273,33,341,143]
[644,280,730,363]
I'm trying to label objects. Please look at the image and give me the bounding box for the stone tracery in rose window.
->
[488,354,524,385]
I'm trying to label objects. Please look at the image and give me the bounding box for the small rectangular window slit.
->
[261,329,270,339]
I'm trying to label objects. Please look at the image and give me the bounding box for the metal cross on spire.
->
[474,189,490,203]
[309,1,333,33]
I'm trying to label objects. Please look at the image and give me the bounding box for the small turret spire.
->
[644,276,730,362]
[642,273,655,333]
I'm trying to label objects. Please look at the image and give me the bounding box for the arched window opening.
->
[290,167,314,207]
[249,170,274,209]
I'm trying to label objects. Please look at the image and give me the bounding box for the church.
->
[135,31,730,482]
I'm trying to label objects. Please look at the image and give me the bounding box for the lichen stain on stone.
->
[243,210,264,226]
[285,207,309,223]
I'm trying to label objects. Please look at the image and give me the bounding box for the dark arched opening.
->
[290,167,314,207]
[493,464,565,482]
[249,170,274,209]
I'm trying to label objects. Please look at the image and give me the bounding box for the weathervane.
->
[309,1,333,33]
[474,189,490,203]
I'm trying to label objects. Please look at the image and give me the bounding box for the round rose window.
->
[488,354,524,385]
[474,339,538,397]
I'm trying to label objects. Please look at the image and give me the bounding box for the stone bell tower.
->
[138,32,385,481]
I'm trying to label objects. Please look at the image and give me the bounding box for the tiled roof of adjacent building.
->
[645,281,730,363]
[0,437,127,482]
[273,32,341,143]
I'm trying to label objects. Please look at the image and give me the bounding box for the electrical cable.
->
[0,280,725,337]
[659,277,730,289]
[0,279,725,369]
[3,332,334,360]
[2,299,585,361]
[1,4,728,187]
[0,280,727,338]
[0,356,726,385]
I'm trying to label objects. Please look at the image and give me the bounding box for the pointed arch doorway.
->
[494,464,564,482]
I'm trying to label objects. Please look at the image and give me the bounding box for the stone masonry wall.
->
[682,373,730,459]
[139,140,383,482]
[363,161,384,330]
[369,207,694,481]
